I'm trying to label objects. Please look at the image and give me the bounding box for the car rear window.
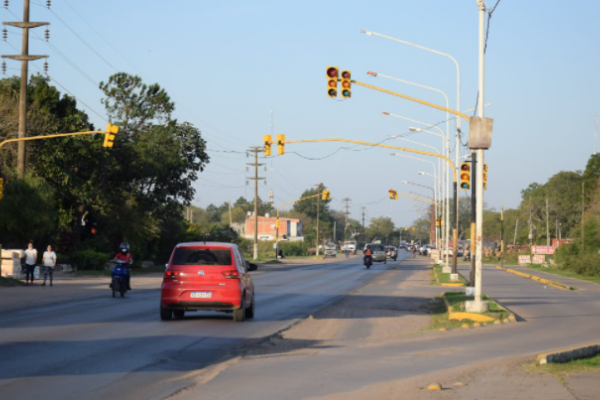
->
[372,245,385,251]
[172,248,233,266]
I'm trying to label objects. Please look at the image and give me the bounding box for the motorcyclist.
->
[113,242,133,290]
[363,244,373,265]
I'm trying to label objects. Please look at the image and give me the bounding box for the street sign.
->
[531,246,554,255]
[532,255,545,264]
[518,255,532,265]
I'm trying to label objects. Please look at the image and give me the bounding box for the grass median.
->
[429,292,512,331]
[524,264,600,285]
[431,263,468,286]
[525,354,600,383]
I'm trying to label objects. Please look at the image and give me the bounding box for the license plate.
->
[190,291,212,299]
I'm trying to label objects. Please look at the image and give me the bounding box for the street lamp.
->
[385,111,451,266]
[401,180,438,249]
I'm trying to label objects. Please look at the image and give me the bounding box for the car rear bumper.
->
[165,301,237,311]
[161,284,242,310]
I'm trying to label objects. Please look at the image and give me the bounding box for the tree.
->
[365,217,395,244]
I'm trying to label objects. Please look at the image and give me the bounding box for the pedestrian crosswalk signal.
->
[460,163,471,190]
[326,66,339,98]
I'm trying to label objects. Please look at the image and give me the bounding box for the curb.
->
[441,293,494,323]
[495,266,575,291]
[537,342,600,365]
[433,265,466,287]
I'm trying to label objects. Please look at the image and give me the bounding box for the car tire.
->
[173,310,185,319]
[245,292,255,319]
[160,305,173,321]
[233,296,246,322]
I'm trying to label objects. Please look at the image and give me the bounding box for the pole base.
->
[466,300,489,313]
[465,286,475,296]
[450,273,459,282]
[442,266,451,274]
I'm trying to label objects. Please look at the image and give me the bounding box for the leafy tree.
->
[365,217,395,243]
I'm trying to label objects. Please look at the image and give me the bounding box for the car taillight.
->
[222,270,240,279]
[164,270,180,278]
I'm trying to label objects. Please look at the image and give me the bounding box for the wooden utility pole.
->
[582,181,585,253]
[500,205,504,267]
[2,0,49,179]
[546,198,550,246]
[246,147,265,260]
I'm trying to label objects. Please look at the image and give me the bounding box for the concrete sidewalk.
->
[0,272,163,314]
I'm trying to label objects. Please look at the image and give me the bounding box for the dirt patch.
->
[308,356,584,400]
[245,267,436,359]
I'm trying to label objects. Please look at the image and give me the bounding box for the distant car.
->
[370,244,387,264]
[324,247,337,257]
[160,242,257,322]
[385,246,397,261]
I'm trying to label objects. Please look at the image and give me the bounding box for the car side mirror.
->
[247,263,258,271]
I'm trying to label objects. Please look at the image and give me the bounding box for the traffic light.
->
[460,162,471,190]
[389,189,398,200]
[275,219,280,229]
[483,163,488,190]
[0,177,3,200]
[340,70,351,98]
[277,134,285,155]
[326,66,339,98]
[264,135,272,156]
[321,190,331,201]
[103,123,119,148]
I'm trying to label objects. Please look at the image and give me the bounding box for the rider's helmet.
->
[366,244,371,249]
[120,242,130,254]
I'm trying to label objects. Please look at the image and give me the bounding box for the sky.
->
[1,0,598,228]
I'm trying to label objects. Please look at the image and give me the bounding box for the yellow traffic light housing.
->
[264,135,272,156]
[460,162,471,190]
[389,189,398,200]
[326,66,339,98]
[0,177,3,200]
[103,123,119,148]
[483,163,488,190]
[275,219,281,229]
[340,70,351,98]
[277,134,285,155]
[321,190,331,201]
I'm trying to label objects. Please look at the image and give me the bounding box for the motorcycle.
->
[110,259,129,298]
[363,255,373,269]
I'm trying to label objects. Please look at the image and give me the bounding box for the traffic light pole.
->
[470,150,477,285]
[0,129,116,151]
[273,137,458,274]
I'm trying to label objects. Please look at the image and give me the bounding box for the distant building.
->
[244,214,303,241]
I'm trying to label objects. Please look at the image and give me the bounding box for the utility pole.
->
[361,206,366,230]
[500,206,504,268]
[228,200,233,226]
[594,116,597,155]
[545,198,550,246]
[316,191,320,256]
[582,181,585,253]
[247,147,265,260]
[342,198,351,242]
[470,150,476,285]
[2,0,49,179]
[513,218,519,246]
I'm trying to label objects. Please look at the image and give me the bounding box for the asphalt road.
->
[0,253,405,400]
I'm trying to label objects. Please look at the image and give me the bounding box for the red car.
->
[160,242,257,322]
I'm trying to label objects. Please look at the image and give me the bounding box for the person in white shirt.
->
[42,245,57,287]
[23,242,38,285]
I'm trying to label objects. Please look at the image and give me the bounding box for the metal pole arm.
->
[0,130,106,150]
[352,80,470,124]
[283,138,457,182]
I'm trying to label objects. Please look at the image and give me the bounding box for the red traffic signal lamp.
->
[326,66,339,98]
[460,163,471,190]
[340,70,351,98]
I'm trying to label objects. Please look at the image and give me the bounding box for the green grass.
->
[443,292,511,321]
[525,264,600,285]
[525,354,600,382]
[432,264,468,285]
[427,298,470,331]
[0,276,26,287]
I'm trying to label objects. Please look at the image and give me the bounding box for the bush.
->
[70,249,111,270]
[279,241,311,257]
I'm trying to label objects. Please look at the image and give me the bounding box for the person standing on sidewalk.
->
[42,245,57,287]
[23,242,38,285]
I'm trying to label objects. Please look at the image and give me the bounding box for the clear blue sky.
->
[2,1,598,228]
